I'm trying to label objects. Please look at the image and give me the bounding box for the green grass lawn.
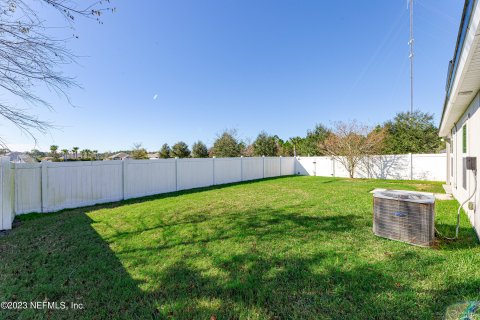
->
[0,176,479,319]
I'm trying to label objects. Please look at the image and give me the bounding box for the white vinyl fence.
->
[295,154,446,181]
[1,156,295,225]
[0,154,445,231]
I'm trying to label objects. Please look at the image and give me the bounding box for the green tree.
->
[302,124,330,156]
[191,141,209,158]
[382,110,443,154]
[81,149,93,160]
[319,121,386,178]
[253,131,278,156]
[288,137,304,156]
[131,143,148,160]
[50,145,60,161]
[159,143,171,159]
[29,149,45,161]
[61,149,69,161]
[278,140,294,156]
[211,130,243,157]
[72,147,79,159]
[171,141,191,158]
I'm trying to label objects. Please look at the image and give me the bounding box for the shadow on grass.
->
[0,212,161,319]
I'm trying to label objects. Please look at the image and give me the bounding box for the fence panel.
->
[366,155,410,180]
[14,163,42,214]
[125,159,175,199]
[412,154,446,181]
[280,157,295,176]
[91,161,124,202]
[242,157,263,181]
[214,158,242,185]
[0,157,14,230]
[296,154,446,181]
[45,161,123,212]
[296,157,319,176]
[177,158,214,191]
[46,162,92,211]
[264,157,281,178]
[316,157,333,177]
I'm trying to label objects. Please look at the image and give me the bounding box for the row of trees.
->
[29,146,102,162]
[150,110,443,160]
[279,110,443,157]
[26,111,443,170]
[154,130,274,159]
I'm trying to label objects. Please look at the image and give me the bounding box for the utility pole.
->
[409,0,414,114]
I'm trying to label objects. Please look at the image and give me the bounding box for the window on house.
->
[462,124,467,153]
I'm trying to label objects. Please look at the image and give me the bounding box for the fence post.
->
[331,157,335,177]
[409,153,413,180]
[279,156,282,176]
[0,157,13,230]
[175,157,179,191]
[212,156,216,185]
[262,156,265,179]
[41,160,48,213]
[240,156,244,181]
[122,159,127,200]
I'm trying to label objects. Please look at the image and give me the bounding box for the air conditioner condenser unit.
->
[373,190,435,247]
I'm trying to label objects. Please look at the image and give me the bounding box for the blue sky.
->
[3,0,463,152]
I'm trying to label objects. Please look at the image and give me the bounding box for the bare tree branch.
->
[0,0,115,150]
[319,121,386,178]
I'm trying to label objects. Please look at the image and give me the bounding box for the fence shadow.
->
[0,211,160,319]
[357,155,409,180]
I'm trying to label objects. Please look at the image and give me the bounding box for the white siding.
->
[449,91,480,237]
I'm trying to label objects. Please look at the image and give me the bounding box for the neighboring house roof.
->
[6,152,36,163]
[440,0,480,136]
[148,153,159,159]
[107,152,131,160]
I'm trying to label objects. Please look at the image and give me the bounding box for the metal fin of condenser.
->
[373,190,435,247]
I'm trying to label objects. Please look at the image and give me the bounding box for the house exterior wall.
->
[448,91,480,238]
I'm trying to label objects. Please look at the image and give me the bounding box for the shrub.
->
[171,141,191,158]
[191,141,209,158]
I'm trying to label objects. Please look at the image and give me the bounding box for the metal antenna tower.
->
[408,0,414,114]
